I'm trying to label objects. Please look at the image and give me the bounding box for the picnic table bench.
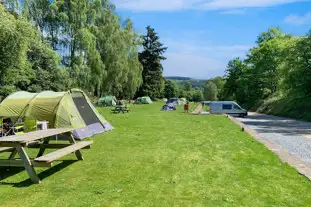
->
[0,128,93,184]
[112,105,129,113]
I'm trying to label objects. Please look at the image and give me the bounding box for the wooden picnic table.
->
[112,105,129,113]
[0,128,93,184]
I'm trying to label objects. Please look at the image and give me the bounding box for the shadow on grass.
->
[0,160,76,188]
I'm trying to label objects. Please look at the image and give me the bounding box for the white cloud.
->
[163,38,250,57]
[284,12,311,25]
[220,9,246,14]
[111,0,310,11]
[161,37,250,78]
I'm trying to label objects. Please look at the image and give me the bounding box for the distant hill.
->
[165,76,207,89]
[165,76,192,81]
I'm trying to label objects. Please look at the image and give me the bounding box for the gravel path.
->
[236,113,311,165]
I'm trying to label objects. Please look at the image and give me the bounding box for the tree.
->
[203,81,218,101]
[26,41,70,92]
[221,27,300,109]
[222,58,248,100]
[1,1,143,98]
[178,88,186,98]
[246,28,288,97]
[256,27,284,44]
[137,26,167,99]
[0,4,62,97]
[184,91,192,101]
[191,90,204,102]
[281,31,311,95]
[164,80,178,99]
[19,0,143,97]
[207,76,224,99]
[210,77,224,90]
[184,81,192,91]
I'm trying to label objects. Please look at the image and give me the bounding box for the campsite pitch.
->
[0,103,311,206]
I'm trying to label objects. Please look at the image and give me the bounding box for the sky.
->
[111,0,311,79]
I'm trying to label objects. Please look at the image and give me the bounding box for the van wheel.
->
[239,113,245,118]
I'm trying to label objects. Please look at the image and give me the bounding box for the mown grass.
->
[0,102,311,206]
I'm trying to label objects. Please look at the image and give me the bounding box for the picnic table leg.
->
[15,145,41,184]
[36,136,51,157]
[8,149,17,159]
[67,133,83,160]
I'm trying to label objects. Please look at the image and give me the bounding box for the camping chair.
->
[1,118,15,136]
[0,118,38,136]
[36,121,49,130]
[10,119,25,135]
[23,119,49,132]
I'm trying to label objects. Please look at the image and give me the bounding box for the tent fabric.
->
[167,98,186,106]
[136,96,153,104]
[73,123,105,140]
[0,89,113,139]
[98,96,117,107]
[179,98,187,105]
[161,103,177,111]
[167,98,180,106]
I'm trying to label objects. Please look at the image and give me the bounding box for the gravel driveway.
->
[236,112,311,165]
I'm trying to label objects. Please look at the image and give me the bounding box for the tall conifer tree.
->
[137,26,167,98]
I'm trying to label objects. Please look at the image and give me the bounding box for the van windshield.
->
[234,104,241,110]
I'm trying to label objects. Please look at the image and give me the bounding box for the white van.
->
[202,101,248,117]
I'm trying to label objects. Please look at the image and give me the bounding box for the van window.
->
[222,104,232,110]
[234,104,241,110]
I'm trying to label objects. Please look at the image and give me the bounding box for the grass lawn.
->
[0,102,311,206]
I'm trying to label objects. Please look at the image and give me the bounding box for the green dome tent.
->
[0,89,113,140]
[98,95,116,107]
[136,96,153,104]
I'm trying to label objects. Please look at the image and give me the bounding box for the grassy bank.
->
[0,103,311,206]
[256,95,311,121]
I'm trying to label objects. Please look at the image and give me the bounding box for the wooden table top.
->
[0,128,74,144]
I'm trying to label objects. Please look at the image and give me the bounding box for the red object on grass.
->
[184,104,189,110]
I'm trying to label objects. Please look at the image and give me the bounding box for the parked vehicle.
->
[202,101,248,117]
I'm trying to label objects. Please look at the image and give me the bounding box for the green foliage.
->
[184,81,192,91]
[167,77,206,89]
[191,90,204,102]
[1,0,143,99]
[203,81,218,101]
[222,58,249,104]
[164,80,179,99]
[281,32,311,95]
[178,88,186,98]
[0,4,64,98]
[206,76,224,100]
[222,27,311,116]
[137,26,167,99]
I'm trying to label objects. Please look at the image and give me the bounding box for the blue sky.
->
[111,0,311,79]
